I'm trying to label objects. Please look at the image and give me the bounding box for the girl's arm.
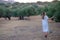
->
[48,18,52,20]
[46,16,52,20]
[48,16,54,20]
[47,16,54,22]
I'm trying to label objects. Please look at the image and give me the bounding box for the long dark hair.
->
[42,12,45,19]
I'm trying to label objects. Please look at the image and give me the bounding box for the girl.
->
[41,12,50,38]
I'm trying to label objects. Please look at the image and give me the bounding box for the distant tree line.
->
[0,1,60,22]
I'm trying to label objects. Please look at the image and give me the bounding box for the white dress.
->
[42,15,49,32]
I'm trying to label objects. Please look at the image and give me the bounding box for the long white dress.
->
[42,15,49,32]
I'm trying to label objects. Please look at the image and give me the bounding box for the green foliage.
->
[0,2,41,17]
[47,6,56,18]
[54,1,60,22]
[38,1,60,22]
[0,2,60,22]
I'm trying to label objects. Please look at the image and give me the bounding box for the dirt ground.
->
[0,16,60,40]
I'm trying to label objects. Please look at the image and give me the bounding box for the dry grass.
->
[0,16,60,40]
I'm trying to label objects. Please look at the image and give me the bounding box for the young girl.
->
[41,12,49,38]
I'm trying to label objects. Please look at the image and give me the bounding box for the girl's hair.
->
[42,12,46,19]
